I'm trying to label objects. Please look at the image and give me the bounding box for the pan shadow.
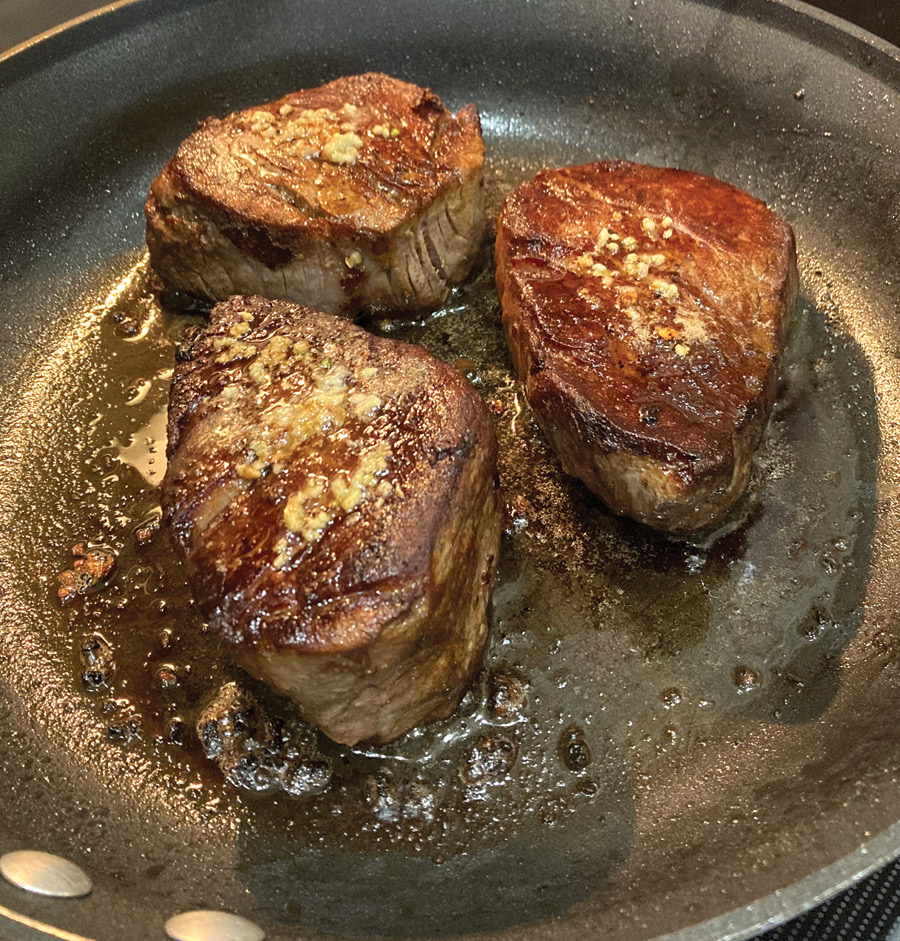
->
[236,779,633,938]
[233,635,635,938]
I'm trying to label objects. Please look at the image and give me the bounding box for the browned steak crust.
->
[495,160,798,533]
[146,73,485,318]
[161,296,501,745]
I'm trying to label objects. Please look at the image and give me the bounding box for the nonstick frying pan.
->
[1,1,899,939]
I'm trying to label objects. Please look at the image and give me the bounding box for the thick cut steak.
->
[146,73,485,318]
[161,296,501,746]
[495,160,798,532]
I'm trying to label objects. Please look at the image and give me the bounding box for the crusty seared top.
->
[158,72,484,246]
[496,161,798,466]
[162,296,496,654]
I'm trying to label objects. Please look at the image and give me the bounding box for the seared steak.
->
[146,73,485,318]
[161,296,501,746]
[495,160,798,532]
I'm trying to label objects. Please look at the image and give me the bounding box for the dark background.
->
[0,2,898,941]
[810,0,899,47]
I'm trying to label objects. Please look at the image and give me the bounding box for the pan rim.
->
[1,0,899,75]
[1,0,899,940]
[745,0,900,63]
[0,0,140,66]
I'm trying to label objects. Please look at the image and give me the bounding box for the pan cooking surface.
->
[0,1,899,939]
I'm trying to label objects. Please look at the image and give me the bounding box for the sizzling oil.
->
[0,222,876,931]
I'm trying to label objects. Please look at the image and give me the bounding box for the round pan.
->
[1,1,899,939]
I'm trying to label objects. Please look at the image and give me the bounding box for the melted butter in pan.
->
[1,236,876,872]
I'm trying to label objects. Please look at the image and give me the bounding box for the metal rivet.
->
[165,910,265,941]
[0,850,92,898]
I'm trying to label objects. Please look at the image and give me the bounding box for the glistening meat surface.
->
[161,296,501,745]
[495,160,798,532]
[146,73,485,318]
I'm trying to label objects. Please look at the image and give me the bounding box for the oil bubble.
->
[558,726,592,772]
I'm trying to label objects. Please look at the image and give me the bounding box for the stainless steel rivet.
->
[165,910,265,941]
[0,850,92,898]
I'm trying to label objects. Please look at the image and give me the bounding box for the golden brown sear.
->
[161,296,501,745]
[146,73,485,317]
[495,160,798,532]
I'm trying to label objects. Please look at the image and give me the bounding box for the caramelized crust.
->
[162,296,501,744]
[495,160,798,532]
[146,73,485,317]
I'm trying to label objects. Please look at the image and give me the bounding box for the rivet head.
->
[165,910,265,941]
[0,850,92,898]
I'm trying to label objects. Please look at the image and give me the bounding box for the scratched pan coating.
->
[0,1,899,939]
